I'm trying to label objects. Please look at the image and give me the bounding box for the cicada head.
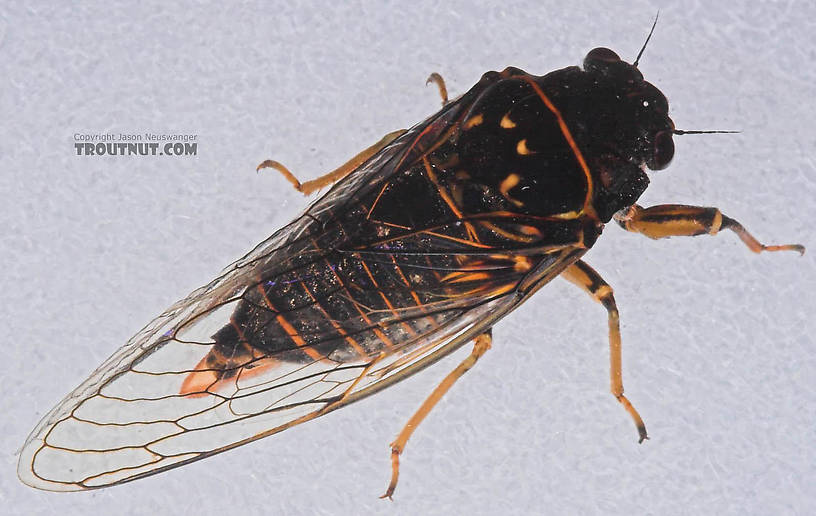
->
[581,47,676,172]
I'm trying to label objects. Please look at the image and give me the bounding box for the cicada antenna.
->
[633,12,660,67]
[673,129,741,135]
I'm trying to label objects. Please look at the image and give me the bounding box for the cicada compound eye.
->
[583,47,621,73]
[647,130,675,170]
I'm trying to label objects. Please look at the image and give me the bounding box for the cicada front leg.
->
[561,260,648,443]
[615,204,805,255]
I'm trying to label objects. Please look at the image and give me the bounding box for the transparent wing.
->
[19,210,580,491]
[18,289,518,491]
[18,241,580,490]
[19,85,585,490]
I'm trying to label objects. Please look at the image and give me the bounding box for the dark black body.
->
[23,47,714,492]
[198,49,676,381]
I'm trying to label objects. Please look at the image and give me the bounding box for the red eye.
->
[648,130,674,170]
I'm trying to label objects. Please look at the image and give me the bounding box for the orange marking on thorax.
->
[463,113,484,129]
[421,156,481,243]
[477,220,537,243]
[498,173,525,207]
[500,173,520,194]
[521,76,597,219]
[363,226,493,250]
[516,139,535,155]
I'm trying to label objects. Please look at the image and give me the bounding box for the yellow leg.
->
[320,353,386,413]
[561,261,648,443]
[615,204,805,255]
[426,72,449,105]
[257,129,406,195]
[381,331,492,500]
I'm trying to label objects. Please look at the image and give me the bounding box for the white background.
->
[2,1,814,515]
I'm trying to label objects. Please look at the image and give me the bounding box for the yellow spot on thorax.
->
[516,139,535,155]
[499,173,520,194]
[499,173,524,207]
[464,113,484,129]
[550,210,582,219]
[500,114,516,128]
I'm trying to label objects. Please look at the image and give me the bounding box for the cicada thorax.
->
[427,51,676,225]
[452,70,591,219]
[540,48,677,220]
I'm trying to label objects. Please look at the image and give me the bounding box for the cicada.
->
[19,26,804,497]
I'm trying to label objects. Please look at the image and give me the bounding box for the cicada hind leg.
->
[381,331,493,500]
[257,73,456,195]
[425,72,449,106]
[561,261,649,443]
[257,129,407,195]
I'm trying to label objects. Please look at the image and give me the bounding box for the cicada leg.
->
[257,129,407,195]
[615,204,805,254]
[561,260,648,443]
[319,352,387,413]
[426,72,449,105]
[381,330,493,500]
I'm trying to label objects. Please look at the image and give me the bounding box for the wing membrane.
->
[19,80,587,490]
[19,283,524,490]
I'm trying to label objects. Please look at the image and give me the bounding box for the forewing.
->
[18,291,518,491]
[18,98,489,491]
[19,73,587,491]
[18,237,579,491]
